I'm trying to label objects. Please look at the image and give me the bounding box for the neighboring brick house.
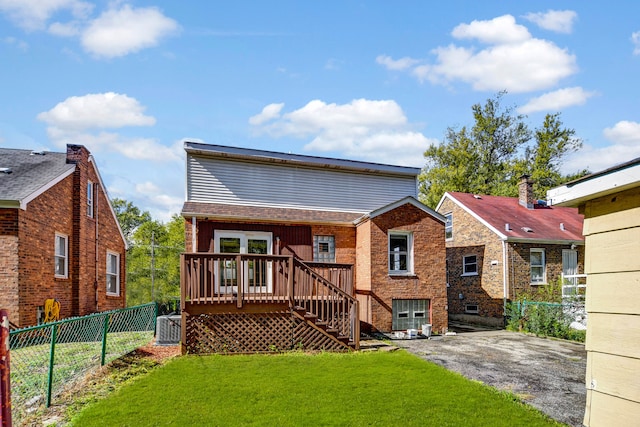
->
[0,145,126,328]
[181,142,447,334]
[436,176,584,327]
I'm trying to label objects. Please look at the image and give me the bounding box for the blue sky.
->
[1,1,639,221]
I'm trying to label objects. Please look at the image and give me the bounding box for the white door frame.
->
[213,231,273,294]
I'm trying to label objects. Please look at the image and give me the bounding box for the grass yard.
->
[70,350,562,427]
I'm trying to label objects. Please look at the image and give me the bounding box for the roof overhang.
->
[183,140,421,177]
[547,157,640,207]
[504,237,584,245]
[355,196,445,225]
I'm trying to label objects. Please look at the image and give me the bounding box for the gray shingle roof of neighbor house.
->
[0,148,75,208]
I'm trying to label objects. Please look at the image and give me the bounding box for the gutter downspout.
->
[502,239,508,326]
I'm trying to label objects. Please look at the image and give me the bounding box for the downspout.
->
[94,182,99,311]
[501,239,508,326]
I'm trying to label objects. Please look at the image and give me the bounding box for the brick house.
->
[435,176,584,327]
[0,145,126,328]
[180,142,447,352]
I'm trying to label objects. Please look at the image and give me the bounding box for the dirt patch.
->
[392,328,586,427]
[17,341,181,427]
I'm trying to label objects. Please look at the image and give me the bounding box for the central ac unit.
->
[156,315,181,345]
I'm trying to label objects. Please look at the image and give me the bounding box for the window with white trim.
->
[465,304,479,314]
[444,213,453,240]
[54,233,68,278]
[313,235,335,262]
[87,181,94,218]
[462,255,478,276]
[530,249,546,284]
[107,252,120,295]
[388,232,413,274]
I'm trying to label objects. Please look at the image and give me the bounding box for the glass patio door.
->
[214,231,272,294]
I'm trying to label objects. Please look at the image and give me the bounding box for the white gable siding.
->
[187,155,417,213]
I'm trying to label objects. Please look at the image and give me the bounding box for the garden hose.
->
[44,298,61,323]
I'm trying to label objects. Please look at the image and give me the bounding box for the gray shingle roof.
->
[0,148,74,205]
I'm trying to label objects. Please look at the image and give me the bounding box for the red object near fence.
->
[0,309,11,427]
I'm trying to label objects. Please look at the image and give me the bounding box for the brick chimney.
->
[66,144,89,165]
[518,175,535,209]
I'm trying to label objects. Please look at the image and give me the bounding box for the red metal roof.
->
[447,192,584,242]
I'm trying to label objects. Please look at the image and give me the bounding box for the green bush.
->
[505,301,585,343]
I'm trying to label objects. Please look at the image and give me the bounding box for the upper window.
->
[444,213,453,240]
[107,252,120,296]
[87,181,94,218]
[462,255,478,276]
[389,232,413,274]
[54,233,68,278]
[313,235,335,263]
[530,249,546,284]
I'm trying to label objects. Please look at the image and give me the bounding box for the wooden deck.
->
[180,253,359,354]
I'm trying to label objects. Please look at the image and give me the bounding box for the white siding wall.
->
[187,155,418,212]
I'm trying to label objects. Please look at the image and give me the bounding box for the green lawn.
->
[71,350,562,427]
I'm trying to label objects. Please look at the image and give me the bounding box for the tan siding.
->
[585,227,640,274]
[583,186,640,234]
[584,389,640,427]
[586,313,640,359]
[586,271,640,315]
[586,352,640,403]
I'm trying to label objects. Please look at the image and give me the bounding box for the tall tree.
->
[514,112,587,199]
[419,92,587,207]
[111,198,152,246]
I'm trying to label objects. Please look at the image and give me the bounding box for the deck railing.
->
[181,253,358,344]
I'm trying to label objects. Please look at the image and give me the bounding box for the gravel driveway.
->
[390,326,587,427]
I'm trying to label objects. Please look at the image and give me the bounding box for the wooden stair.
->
[292,306,355,351]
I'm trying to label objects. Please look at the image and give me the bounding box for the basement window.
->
[465,304,479,314]
[392,299,430,330]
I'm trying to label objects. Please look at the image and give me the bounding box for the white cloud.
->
[250,99,437,167]
[376,55,420,71]
[2,36,28,51]
[81,4,179,58]
[451,15,531,44]
[37,92,181,163]
[134,181,184,222]
[0,0,92,31]
[249,103,284,126]
[523,10,577,34]
[380,14,577,93]
[37,92,156,131]
[48,20,80,37]
[518,87,596,114]
[564,121,640,173]
[632,31,640,55]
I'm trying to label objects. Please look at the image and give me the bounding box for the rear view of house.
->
[0,145,126,328]
[436,176,585,326]
[180,142,447,353]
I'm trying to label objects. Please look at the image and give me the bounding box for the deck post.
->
[288,256,294,308]
[236,255,243,309]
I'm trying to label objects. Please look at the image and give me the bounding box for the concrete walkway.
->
[387,327,587,427]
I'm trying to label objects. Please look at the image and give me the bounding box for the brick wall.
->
[361,203,447,333]
[0,235,19,324]
[3,145,125,327]
[439,198,505,322]
[438,197,586,327]
[309,224,356,265]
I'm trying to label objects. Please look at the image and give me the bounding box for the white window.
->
[388,232,413,274]
[87,181,94,218]
[54,233,68,278]
[107,252,120,295]
[530,249,546,284]
[444,213,453,240]
[313,235,335,262]
[462,255,478,276]
[465,304,479,314]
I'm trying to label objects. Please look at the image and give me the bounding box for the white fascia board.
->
[356,196,445,225]
[89,156,128,250]
[443,193,508,240]
[20,166,76,210]
[505,237,584,245]
[547,161,640,207]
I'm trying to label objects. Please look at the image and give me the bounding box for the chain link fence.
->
[9,303,157,424]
